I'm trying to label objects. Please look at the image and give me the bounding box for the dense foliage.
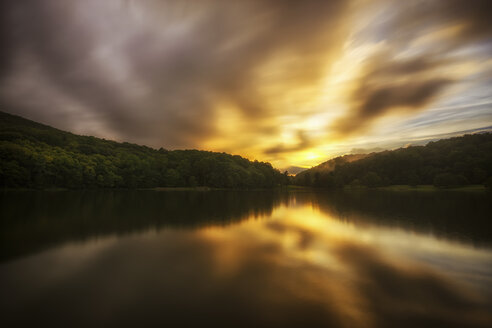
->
[0,112,288,189]
[294,133,492,189]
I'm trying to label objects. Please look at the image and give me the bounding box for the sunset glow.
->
[1,0,491,170]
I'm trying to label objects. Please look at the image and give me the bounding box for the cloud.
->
[331,0,492,137]
[263,130,313,155]
[0,0,352,149]
[333,54,453,135]
[397,0,492,45]
[1,0,491,167]
[336,77,452,135]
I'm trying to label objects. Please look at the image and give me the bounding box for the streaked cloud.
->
[0,0,491,170]
[331,0,492,138]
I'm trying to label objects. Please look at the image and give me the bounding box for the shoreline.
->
[287,185,488,192]
[0,185,488,192]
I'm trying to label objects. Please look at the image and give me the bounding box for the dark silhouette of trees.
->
[294,133,492,189]
[362,172,383,188]
[433,173,469,188]
[0,112,286,189]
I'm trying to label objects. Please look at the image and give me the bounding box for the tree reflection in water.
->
[1,190,491,327]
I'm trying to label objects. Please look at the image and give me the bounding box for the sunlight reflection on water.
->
[1,190,491,327]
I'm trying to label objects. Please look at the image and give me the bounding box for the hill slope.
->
[294,133,492,188]
[0,111,288,189]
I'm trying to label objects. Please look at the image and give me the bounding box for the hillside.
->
[0,111,288,189]
[298,153,368,175]
[294,133,492,188]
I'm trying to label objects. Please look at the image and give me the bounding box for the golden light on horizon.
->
[1,0,491,172]
[1,2,492,326]
[192,0,491,171]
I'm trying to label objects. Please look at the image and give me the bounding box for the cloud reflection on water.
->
[1,191,491,327]
[201,204,492,327]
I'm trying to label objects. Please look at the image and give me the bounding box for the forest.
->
[2,111,491,190]
[294,132,492,189]
[0,112,288,189]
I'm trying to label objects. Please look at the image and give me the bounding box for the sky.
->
[1,0,491,172]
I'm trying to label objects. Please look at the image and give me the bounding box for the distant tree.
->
[0,111,287,189]
[362,172,382,188]
[293,132,492,189]
[349,179,361,187]
[188,176,198,187]
[433,173,469,188]
[485,177,492,190]
[165,169,182,187]
[471,168,487,184]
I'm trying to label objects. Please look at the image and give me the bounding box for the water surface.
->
[1,190,491,327]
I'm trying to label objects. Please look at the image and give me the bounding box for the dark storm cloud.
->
[335,55,453,134]
[0,0,352,148]
[0,0,151,138]
[397,0,492,45]
[264,130,313,155]
[332,0,492,136]
[361,56,444,79]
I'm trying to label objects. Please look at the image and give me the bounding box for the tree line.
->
[0,112,288,189]
[294,132,492,189]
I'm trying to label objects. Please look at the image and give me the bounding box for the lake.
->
[1,190,491,327]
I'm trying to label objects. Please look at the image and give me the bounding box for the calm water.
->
[1,190,492,327]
